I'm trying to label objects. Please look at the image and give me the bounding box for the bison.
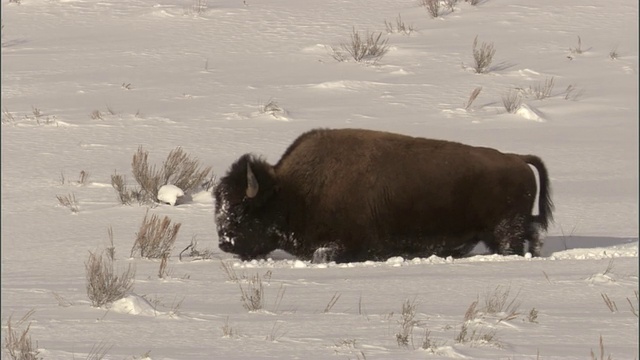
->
[214,128,553,263]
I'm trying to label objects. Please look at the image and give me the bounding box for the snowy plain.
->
[1,0,638,359]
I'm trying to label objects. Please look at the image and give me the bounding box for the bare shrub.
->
[384,14,415,35]
[260,98,286,119]
[239,273,264,311]
[220,260,246,282]
[131,146,163,202]
[2,107,15,124]
[530,76,555,100]
[56,193,79,213]
[3,310,41,360]
[131,211,181,259]
[129,146,212,203]
[502,89,522,113]
[90,110,103,120]
[396,298,419,348]
[85,251,135,307]
[472,36,496,74]
[110,172,140,205]
[332,28,390,64]
[464,86,482,110]
[420,0,440,18]
[483,285,521,316]
[455,322,499,347]
[179,235,215,261]
[161,146,212,192]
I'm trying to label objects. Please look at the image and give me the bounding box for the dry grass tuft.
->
[472,36,496,74]
[384,14,415,35]
[502,89,523,113]
[239,273,264,311]
[131,211,181,259]
[464,86,482,110]
[3,310,41,360]
[332,28,390,64]
[396,298,420,348]
[56,193,79,213]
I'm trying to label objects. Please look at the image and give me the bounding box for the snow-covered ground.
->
[1,0,638,358]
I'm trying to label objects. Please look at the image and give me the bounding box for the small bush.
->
[56,193,79,213]
[420,0,440,18]
[3,310,41,360]
[110,172,140,205]
[396,298,419,348]
[502,89,522,113]
[332,28,390,64]
[131,211,181,259]
[239,273,264,311]
[472,36,496,74]
[129,146,212,204]
[260,99,286,119]
[384,14,415,35]
[85,251,135,307]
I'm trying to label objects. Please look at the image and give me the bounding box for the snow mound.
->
[157,185,184,206]
[110,295,160,316]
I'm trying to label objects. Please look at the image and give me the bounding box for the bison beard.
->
[214,128,554,263]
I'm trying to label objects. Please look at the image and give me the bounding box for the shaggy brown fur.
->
[215,128,553,263]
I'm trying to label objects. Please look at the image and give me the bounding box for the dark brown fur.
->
[215,128,553,263]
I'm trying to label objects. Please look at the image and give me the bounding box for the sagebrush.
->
[131,211,181,259]
[112,146,212,205]
[332,27,390,64]
[85,251,135,307]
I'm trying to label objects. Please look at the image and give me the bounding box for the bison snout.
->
[218,240,235,253]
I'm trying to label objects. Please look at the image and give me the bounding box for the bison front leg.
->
[493,216,527,256]
[311,243,343,264]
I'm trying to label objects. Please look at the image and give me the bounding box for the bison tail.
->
[522,155,554,231]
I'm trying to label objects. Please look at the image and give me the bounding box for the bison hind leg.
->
[526,223,543,257]
[493,215,527,256]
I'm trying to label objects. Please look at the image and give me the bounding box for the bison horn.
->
[246,163,259,198]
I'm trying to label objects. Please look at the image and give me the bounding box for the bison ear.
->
[246,163,259,198]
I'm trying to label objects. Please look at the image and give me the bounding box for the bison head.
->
[214,154,282,260]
